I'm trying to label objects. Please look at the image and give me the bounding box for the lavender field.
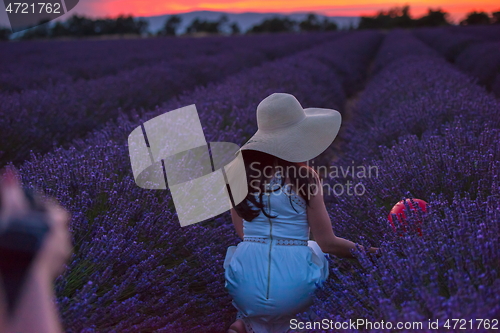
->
[1,27,499,332]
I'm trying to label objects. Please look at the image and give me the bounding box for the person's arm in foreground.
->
[307,174,379,258]
[0,168,72,333]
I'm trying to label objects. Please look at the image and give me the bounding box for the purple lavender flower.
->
[455,41,500,91]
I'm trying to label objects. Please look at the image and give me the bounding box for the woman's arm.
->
[230,208,244,239]
[307,173,379,258]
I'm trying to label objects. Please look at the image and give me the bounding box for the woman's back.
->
[242,175,309,242]
[224,174,329,333]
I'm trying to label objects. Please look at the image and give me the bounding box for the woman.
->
[224,93,379,333]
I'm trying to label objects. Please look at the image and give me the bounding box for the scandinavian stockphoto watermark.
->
[247,160,378,197]
[312,160,378,197]
[127,105,248,227]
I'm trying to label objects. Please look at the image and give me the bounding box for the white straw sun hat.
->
[240,93,342,162]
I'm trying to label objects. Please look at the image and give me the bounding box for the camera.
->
[0,188,50,313]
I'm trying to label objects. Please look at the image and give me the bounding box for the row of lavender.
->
[0,37,226,92]
[0,33,335,167]
[302,30,500,330]
[445,24,500,42]
[0,33,339,92]
[18,31,382,331]
[413,27,500,98]
[455,41,500,96]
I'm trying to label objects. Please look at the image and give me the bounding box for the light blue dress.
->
[224,175,329,333]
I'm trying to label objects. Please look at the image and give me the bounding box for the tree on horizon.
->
[185,15,230,34]
[158,15,182,36]
[460,11,491,25]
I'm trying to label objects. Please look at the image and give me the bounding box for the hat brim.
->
[240,108,342,162]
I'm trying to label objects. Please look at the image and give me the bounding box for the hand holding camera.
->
[0,167,71,333]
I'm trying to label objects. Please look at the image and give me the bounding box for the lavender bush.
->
[371,30,439,74]
[494,73,500,98]
[71,30,381,162]
[298,31,383,96]
[0,33,336,166]
[322,121,500,241]
[0,33,334,92]
[303,194,499,332]
[412,27,500,95]
[0,37,205,92]
[302,120,500,331]
[413,27,485,62]
[295,30,499,332]
[446,24,500,42]
[343,55,500,159]
[17,32,384,331]
[455,41,500,91]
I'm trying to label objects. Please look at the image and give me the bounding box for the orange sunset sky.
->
[74,0,499,22]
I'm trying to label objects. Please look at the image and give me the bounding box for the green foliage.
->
[248,16,297,33]
[358,6,454,29]
[460,11,491,25]
[358,6,500,29]
[299,13,338,32]
[229,22,241,34]
[415,9,450,27]
[492,11,500,24]
[248,14,337,34]
[185,15,229,34]
[358,5,415,29]
[19,14,148,39]
[321,18,339,31]
[299,14,322,32]
[157,15,182,36]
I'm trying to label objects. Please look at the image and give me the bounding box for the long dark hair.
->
[233,150,318,221]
